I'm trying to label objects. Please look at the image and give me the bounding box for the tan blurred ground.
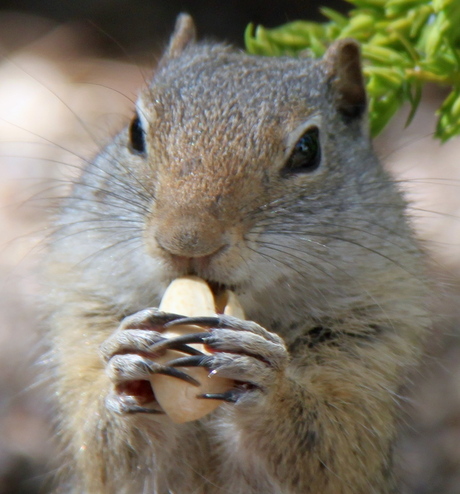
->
[0,14,460,494]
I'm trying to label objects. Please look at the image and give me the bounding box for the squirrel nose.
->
[155,215,226,259]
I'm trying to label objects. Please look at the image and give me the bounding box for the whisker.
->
[83,82,138,107]
[1,129,155,204]
[24,190,149,220]
[255,240,336,280]
[15,223,140,262]
[260,220,412,252]
[72,235,143,269]
[0,54,116,151]
[245,244,311,283]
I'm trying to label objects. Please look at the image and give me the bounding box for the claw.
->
[164,316,221,330]
[153,366,201,386]
[122,310,186,329]
[125,406,165,415]
[167,355,213,368]
[148,332,210,354]
[145,311,186,324]
[165,343,206,356]
[197,390,241,403]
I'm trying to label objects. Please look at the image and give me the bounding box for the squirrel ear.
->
[164,13,197,61]
[324,39,366,119]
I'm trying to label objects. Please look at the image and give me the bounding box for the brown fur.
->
[44,14,430,494]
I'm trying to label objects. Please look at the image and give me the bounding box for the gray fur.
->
[44,14,430,494]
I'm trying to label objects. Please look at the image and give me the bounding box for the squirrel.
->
[43,13,431,494]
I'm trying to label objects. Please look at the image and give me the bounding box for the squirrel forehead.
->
[144,44,324,125]
[138,45,325,167]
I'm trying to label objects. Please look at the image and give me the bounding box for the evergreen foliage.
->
[245,0,460,141]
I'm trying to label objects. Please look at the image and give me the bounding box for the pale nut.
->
[149,276,244,423]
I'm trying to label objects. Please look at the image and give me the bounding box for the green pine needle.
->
[244,0,460,141]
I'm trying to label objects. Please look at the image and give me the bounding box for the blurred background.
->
[0,1,459,493]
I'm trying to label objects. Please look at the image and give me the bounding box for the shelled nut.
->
[149,276,244,423]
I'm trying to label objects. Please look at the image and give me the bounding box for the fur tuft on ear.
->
[324,39,366,120]
[163,13,197,61]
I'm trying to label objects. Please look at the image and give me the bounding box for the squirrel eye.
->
[282,127,321,175]
[129,113,146,154]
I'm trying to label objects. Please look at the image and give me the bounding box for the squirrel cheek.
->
[149,276,244,423]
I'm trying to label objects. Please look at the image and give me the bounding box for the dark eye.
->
[129,113,146,154]
[282,127,321,175]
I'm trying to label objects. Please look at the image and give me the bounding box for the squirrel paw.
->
[100,308,202,360]
[150,314,289,404]
[101,308,203,415]
[105,391,165,415]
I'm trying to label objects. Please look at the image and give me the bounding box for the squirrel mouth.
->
[164,255,240,299]
[182,265,237,296]
[207,280,231,298]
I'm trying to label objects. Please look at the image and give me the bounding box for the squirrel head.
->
[70,14,410,318]
[130,15,374,281]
